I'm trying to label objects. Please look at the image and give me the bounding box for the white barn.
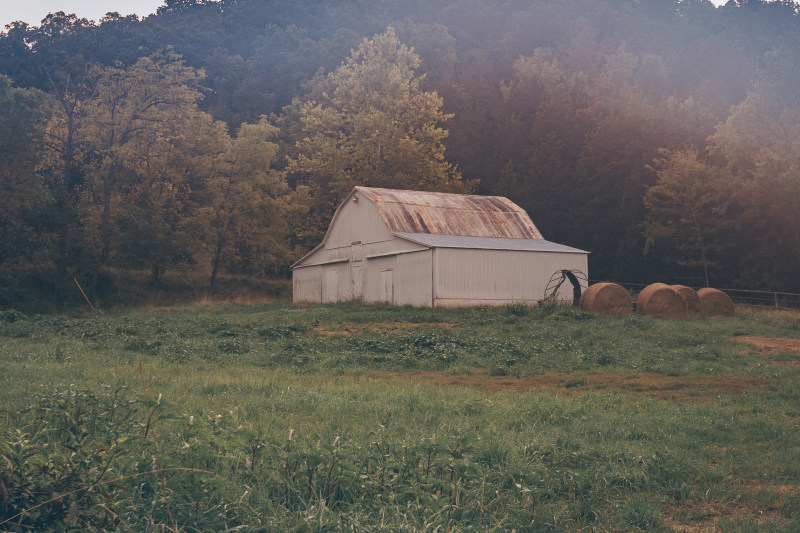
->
[292,187,588,307]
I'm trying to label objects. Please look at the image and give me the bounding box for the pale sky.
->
[1,0,730,30]
[1,1,165,29]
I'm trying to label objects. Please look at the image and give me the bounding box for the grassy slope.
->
[1,303,799,531]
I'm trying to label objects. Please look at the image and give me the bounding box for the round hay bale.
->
[671,285,703,314]
[637,283,688,319]
[580,282,633,316]
[697,288,735,317]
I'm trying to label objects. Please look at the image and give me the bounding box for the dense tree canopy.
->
[0,77,51,301]
[288,29,471,241]
[1,0,800,307]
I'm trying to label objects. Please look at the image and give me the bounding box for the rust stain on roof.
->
[356,186,543,239]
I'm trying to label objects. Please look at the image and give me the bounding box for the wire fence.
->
[596,281,800,311]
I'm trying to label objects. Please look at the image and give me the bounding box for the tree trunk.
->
[210,234,225,290]
[56,111,75,281]
[101,164,118,265]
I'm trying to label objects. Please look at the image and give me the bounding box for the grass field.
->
[1,302,799,531]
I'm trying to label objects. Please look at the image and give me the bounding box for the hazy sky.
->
[1,1,165,29]
[1,0,730,30]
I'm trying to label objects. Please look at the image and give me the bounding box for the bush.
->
[0,387,144,531]
[0,309,27,323]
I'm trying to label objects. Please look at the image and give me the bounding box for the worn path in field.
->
[734,335,800,367]
[375,371,770,402]
[734,336,800,352]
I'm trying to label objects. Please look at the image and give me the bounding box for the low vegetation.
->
[4,1,800,305]
[1,303,799,531]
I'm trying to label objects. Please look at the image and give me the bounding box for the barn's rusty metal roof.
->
[356,187,543,239]
[393,232,588,254]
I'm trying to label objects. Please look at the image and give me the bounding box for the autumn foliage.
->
[1,0,800,308]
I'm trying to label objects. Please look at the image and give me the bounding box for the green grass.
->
[1,303,799,531]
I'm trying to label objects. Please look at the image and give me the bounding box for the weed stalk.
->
[138,356,178,533]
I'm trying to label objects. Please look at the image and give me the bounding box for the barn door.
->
[352,265,363,300]
[323,269,339,303]
[379,269,393,304]
[351,243,363,301]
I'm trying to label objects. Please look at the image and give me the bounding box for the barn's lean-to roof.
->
[356,187,543,240]
[393,233,587,254]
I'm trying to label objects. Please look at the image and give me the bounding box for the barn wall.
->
[363,255,397,304]
[306,238,423,265]
[294,235,430,304]
[293,265,322,303]
[296,195,424,269]
[323,262,352,302]
[433,249,588,307]
[396,250,433,306]
[326,192,393,249]
[362,250,432,306]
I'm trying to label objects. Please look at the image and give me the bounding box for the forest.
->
[1,0,799,309]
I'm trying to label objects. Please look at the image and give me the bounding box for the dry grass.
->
[314,321,458,335]
[734,336,800,353]
[733,335,800,367]
[190,292,282,307]
[371,371,770,402]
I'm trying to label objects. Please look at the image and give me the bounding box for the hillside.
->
[2,0,800,310]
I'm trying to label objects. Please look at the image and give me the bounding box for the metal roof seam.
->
[392,232,589,254]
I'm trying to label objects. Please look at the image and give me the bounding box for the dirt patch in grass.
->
[734,336,800,352]
[771,360,800,367]
[378,371,768,402]
[315,322,457,336]
[665,481,797,533]
[663,510,719,533]
[736,480,799,495]
[315,325,363,336]
[664,502,784,532]
[733,336,800,367]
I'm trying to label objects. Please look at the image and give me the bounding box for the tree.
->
[287,28,472,238]
[493,49,592,239]
[643,150,736,287]
[77,50,207,286]
[0,76,51,302]
[705,40,800,289]
[81,49,204,263]
[35,58,95,280]
[107,110,221,286]
[195,117,298,287]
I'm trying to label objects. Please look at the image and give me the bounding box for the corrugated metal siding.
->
[363,256,397,304]
[325,191,394,249]
[333,263,352,301]
[433,248,588,306]
[293,187,591,307]
[362,238,425,258]
[357,187,543,239]
[296,239,424,269]
[396,250,433,306]
[293,265,322,303]
[394,233,587,253]
[362,250,432,306]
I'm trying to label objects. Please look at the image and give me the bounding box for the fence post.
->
[775,292,779,309]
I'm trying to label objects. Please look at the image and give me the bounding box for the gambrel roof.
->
[292,187,553,268]
[355,187,543,239]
